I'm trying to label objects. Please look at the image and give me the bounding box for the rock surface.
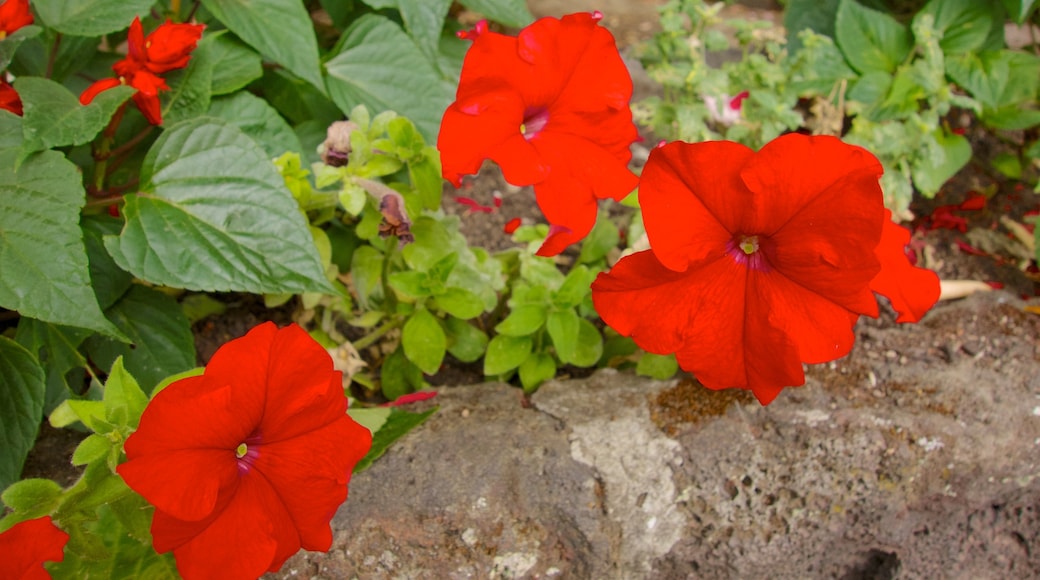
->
[271,291,1040,579]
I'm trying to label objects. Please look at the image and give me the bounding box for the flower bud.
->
[320,120,359,167]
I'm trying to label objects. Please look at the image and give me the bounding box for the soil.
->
[16,2,1040,566]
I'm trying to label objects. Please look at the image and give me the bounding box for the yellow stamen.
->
[235,443,248,458]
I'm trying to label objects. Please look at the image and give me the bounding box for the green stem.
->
[90,102,129,196]
[353,318,403,351]
[45,32,62,79]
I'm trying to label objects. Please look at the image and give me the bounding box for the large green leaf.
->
[835,0,911,74]
[361,0,453,69]
[32,0,156,36]
[0,147,123,338]
[84,285,196,394]
[784,0,840,50]
[0,25,41,72]
[200,0,324,93]
[947,50,1040,111]
[915,0,1001,54]
[207,92,303,158]
[0,337,45,491]
[103,118,334,294]
[15,77,134,153]
[208,34,263,96]
[459,0,533,27]
[160,35,216,127]
[325,15,454,142]
[14,318,91,414]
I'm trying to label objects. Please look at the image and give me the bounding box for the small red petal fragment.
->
[955,239,988,256]
[504,217,522,234]
[728,90,750,110]
[457,20,488,40]
[493,191,503,208]
[985,281,1005,289]
[591,10,604,20]
[952,127,966,135]
[381,391,438,407]
[959,192,986,211]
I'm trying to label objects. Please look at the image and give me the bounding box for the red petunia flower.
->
[0,516,70,580]
[0,78,23,115]
[591,134,939,404]
[870,209,941,323]
[117,322,372,579]
[437,12,639,256]
[79,16,204,125]
[0,0,33,38]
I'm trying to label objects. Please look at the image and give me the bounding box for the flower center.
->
[727,234,770,271]
[520,107,549,140]
[739,235,759,255]
[235,443,248,458]
[234,436,261,474]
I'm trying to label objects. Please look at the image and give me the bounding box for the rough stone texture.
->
[271,291,1040,579]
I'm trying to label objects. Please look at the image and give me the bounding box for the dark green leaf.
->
[82,215,132,311]
[0,148,123,338]
[160,36,216,126]
[208,34,263,96]
[354,407,437,472]
[33,0,156,36]
[104,118,334,294]
[0,25,41,71]
[207,92,303,158]
[85,286,195,394]
[381,347,426,400]
[402,308,446,375]
[325,15,454,142]
[200,0,325,92]
[1002,0,1039,23]
[14,318,90,414]
[0,337,45,491]
[15,77,134,153]
[483,334,532,375]
[835,0,911,74]
[784,0,840,50]
[916,0,1000,54]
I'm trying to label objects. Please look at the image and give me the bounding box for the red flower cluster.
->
[0,0,34,116]
[80,16,204,125]
[592,135,940,404]
[117,322,372,579]
[438,12,639,256]
[0,516,69,580]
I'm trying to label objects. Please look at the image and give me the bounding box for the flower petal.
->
[143,20,206,73]
[78,78,122,106]
[0,516,68,580]
[870,210,940,322]
[639,141,754,272]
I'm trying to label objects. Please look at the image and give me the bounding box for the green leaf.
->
[402,308,446,375]
[434,287,485,320]
[200,0,325,92]
[577,214,619,265]
[0,25,41,73]
[350,245,385,309]
[14,319,90,414]
[915,0,1000,54]
[911,129,972,196]
[947,50,1040,111]
[636,352,679,380]
[160,36,216,126]
[0,478,62,522]
[546,309,579,364]
[207,92,303,158]
[982,107,1040,131]
[458,0,534,27]
[208,34,263,96]
[15,76,134,154]
[354,407,437,472]
[495,304,547,336]
[784,0,840,50]
[1002,0,1039,23]
[82,216,132,311]
[553,265,594,309]
[368,0,453,68]
[570,318,603,368]
[100,358,149,430]
[484,334,532,376]
[84,286,196,395]
[835,0,911,74]
[0,148,124,338]
[32,0,156,36]
[0,337,45,492]
[104,118,334,294]
[325,14,454,142]
[519,352,556,393]
[72,433,112,466]
[445,317,488,363]
[380,347,426,400]
[388,271,432,300]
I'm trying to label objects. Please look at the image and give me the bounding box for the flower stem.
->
[45,33,62,79]
[353,318,403,351]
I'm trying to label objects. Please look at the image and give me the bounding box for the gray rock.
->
[271,291,1040,578]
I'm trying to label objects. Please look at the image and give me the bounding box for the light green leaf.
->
[495,304,547,337]
[0,337,45,492]
[434,287,485,320]
[553,265,594,309]
[84,286,196,395]
[32,0,156,36]
[208,92,303,158]
[636,352,679,380]
[0,478,62,523]
[570,318,603,368]
[72,433,111,466]
[100,358,150,430]
[459,0,534,27]
[835,0,911,74]
[0,148,123,338]
[365,0,452,68]
[208,34,263,95]
[388,270,432,300]
[484,334,532,376]
[200,0,325,92]
[325,15,454,142]
[15,77,134,154]
[402,308,446,375]
[577,214,619,265]
[546,309,579,364]
[911,130,971,196]
[380,347,426,400]
[104,118,334,294]
[445,317,488,363]
[519,352,556,393]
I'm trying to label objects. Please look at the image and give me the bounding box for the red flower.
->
[591,134,939,404]
[0,0,33,38]
[117,322,372,579]
[79,17,204,125]
[0,516,69,580]
[0,78,23,115]
[438,12,639,256]
[870,209,941,323]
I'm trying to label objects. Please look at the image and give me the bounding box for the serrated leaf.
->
[915,0,1000,54]
[208,34,263,95]
[207,92,302,158]
[32,0,156,36]
[200,0,324,92]
[402,308,446,375]
[354,407,437,472]
[835,0,911,74]
[459,0,534,27]
[17,79,132,151]
[519,352,556,393]
[495,304,547,336]
[84,286,196,395]
[0,148,124,338]
[0,337,45,491]
[483,334,532,376]
[325,15,454,142]
[160,36,215,126]
[104,118,334,294]
[445,317,488,363]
